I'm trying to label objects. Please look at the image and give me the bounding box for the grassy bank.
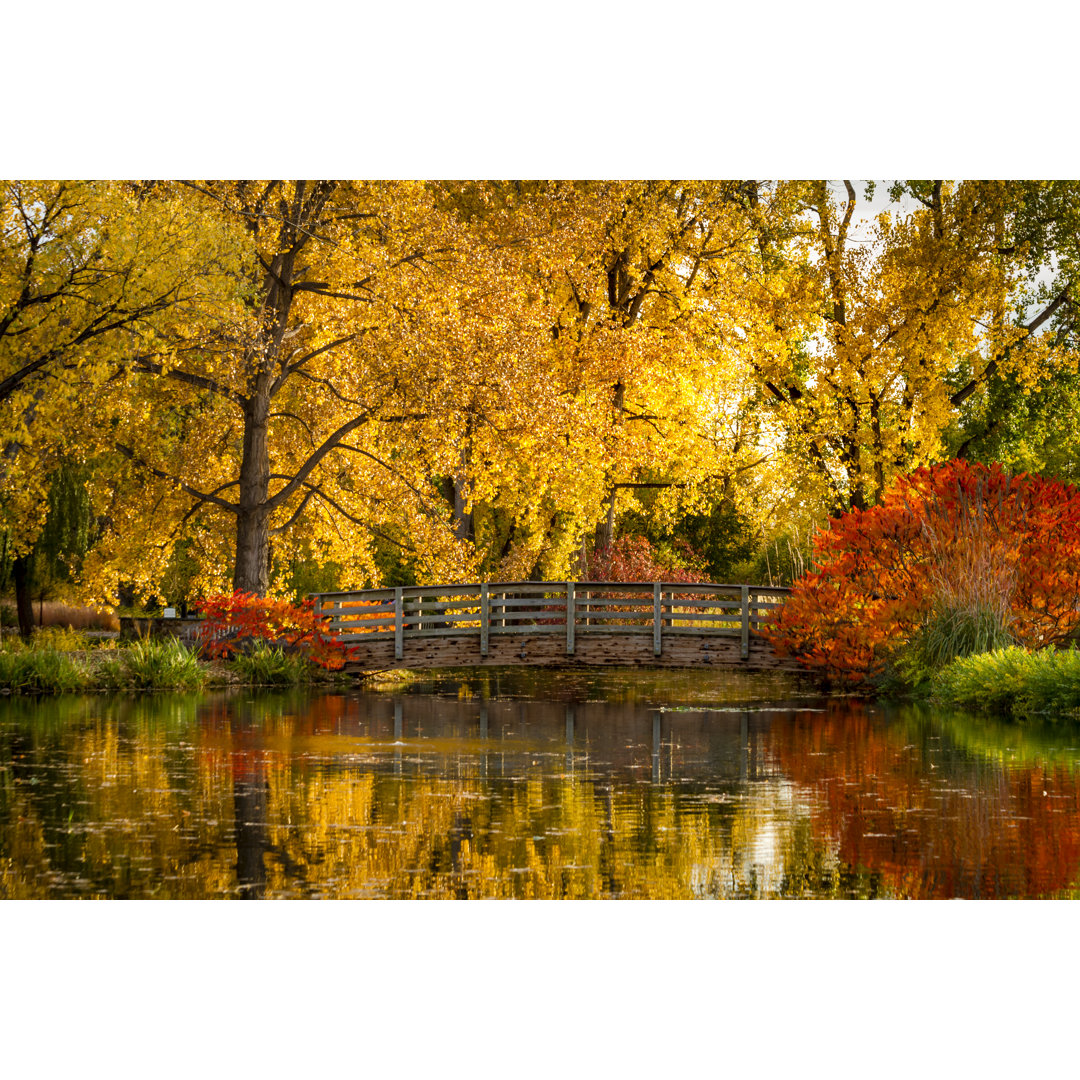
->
[930,646,1080,719]
[0,633,353,694]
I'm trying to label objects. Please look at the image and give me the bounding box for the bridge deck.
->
[312,581,800,673]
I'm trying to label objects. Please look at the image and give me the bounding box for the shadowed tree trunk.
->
[12,554,34,639]
[233,393,273,594]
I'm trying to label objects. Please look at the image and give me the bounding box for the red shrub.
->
[582,536,707,583]
[194,591,356,670]
[764,461,1080,685]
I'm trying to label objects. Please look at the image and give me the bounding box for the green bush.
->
[112,638,207,691]
[916,604,1016,668]
[0,646,87,693]
[877,603,1018,696]
[931,646,1080,718]
[229,640,307,686]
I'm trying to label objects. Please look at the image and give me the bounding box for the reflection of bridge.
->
[312,581,800,673]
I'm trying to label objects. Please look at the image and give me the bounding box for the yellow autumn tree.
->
[753,180,1079,517]
[0,180,244,627]
[80,180,500,602]
[412,181,810,581]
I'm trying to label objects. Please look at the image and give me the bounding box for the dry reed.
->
[3,600,120,632]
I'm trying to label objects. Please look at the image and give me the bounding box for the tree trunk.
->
[233,393,272,595]
[594,488,617,551]
[13,554,35,639]
[451,473,473,543]
[234,510,271,595]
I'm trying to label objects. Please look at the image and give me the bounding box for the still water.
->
[3,668,1080,899]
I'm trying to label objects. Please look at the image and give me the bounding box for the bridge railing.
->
[312,581,790,662]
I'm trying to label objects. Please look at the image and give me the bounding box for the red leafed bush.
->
[194,591,356,670]
[764,460,1080,685]
[582,535,707,583]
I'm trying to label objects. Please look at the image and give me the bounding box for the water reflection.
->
[2,674,1080,898]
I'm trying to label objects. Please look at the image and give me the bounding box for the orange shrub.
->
[194,591,356,670]
[765,461,1080,685]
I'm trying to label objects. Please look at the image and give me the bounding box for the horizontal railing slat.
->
[404,601,482,614]
[402,613,481,628]
[489,597,568,610]
[329,620,397,632]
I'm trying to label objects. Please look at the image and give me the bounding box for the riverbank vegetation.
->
[0,635,350,694]
[930,647,1080,719]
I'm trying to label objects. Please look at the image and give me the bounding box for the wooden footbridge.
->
[312,582,800,673]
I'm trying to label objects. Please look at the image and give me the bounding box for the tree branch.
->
[131,358,248,407]
[950,287,1072,407]
[115,444,240,513]
[264,412,377,512]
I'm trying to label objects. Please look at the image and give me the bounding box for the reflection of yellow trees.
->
[245,765,847,899]
[1,695,237,898]
[0,803,51,899]
[9,693,1079,898]
[2,698,846,897]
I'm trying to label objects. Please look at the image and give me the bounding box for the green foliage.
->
[0,465,97,596]
[229,641,308,686]
[279,555,344,600]
[931,646,1080,719]
[104,639,207,691]
[728,528,815,588]
[369,534,419,588]
[948,367,1080,486]
[36,466,96,581]
[618,492,759,584]
[882,606,1018,696]
[915,604,1017,669]
[0,646,86,693]
[157,538,201,612]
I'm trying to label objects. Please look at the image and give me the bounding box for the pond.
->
[2,668,1079,898]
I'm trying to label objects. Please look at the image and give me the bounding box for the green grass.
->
[228,641,308,686]
[0,645,87,693]
[30,626,93,651]
[881,603,1018,696]
[100,638,207,691]
[916,604,1016,669]
[930,646,1080,719]
[0,635,349,694]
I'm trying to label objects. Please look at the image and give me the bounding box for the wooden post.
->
[653,581,662,656]
[740,585,750,660]
[480,583,489,657]
[566,581,575,655]
[394,587,403,661]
